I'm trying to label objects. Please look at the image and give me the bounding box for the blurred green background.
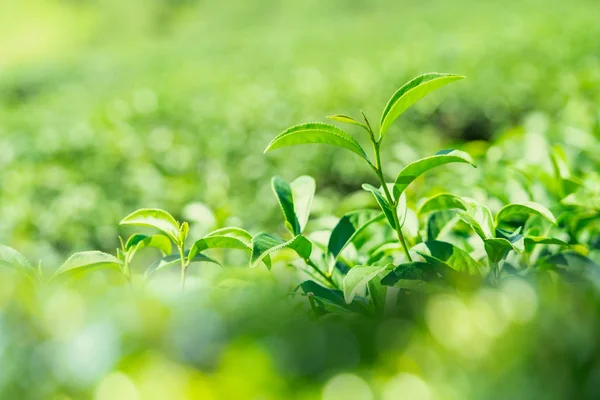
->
[2,0,599,264]
[1,0,600,398]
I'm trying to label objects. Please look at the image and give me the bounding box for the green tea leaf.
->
[327,114,368,129]
[125,234,172,256]
[189,227,253,261]
[418,193,468,215]
[148,252,220,275]
[291,175,316,234]
[524,236,569,247]
[413,240,481,276]
[380,73,465,135]
[362,184,396,229]
[327,209,384,260]
[0,244,36,277]
[272,176,300,235]
[264,122,369,162]
[120,208,181,243]
[381,262,440,285]
[496,202,556,226]
[54,251,122,278]
[484,238,522,264]
[250,233,312,269]
[342,265,388,304]
[393,149,475,200]
[298,280,349,312]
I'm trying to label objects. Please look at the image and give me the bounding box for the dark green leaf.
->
[272,176,300,235]
[327,209,384,260]
[484,238,522,264]
[250,233,312,269]
[413,240,481,276]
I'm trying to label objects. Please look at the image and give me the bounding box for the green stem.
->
[179,245,187,290]
[371,139,413,262]
[306,258,337,288]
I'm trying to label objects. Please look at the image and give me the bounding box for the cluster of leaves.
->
[1,73,598,318]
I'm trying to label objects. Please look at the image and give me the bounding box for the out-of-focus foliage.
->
[1,0,600,398]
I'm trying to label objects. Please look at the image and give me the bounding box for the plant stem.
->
[371,139,413,262]
[306,258,337,288]
[179,245,187,290]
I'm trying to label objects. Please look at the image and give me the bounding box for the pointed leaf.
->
[362,184,396,229]
[0,244,35,275]
[250,233,312,269]
[418,193,468,215]
[54,251,122,278]
[147,251,220,276]
[120,208,180,243]
[496,202,556,226]
[413,240,481,276]
[327,114,368,129]
[291,176,316,234]
[189,227,252,261]
[343,265,389,304]
[381,262,440,285]
[484,238,522,264]
[327,209,384,260]
[298,280,349,311]
[272,176,300,235]
[524,236,569,247]
[125,234,172,256]
[393,149,475,200]
[380,73,465,135]
[264,122,369,162]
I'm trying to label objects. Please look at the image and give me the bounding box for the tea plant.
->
[0,73,597,319]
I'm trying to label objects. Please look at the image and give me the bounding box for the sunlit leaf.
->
[291,175,316,234]
[120,208,180,243]
[342,265,389,304]
[272,176,300,235]
[250,233,312,269]
[418,193,468,215]
[524,236,569,247]
[0,244,36,277]
[380,73,465,135]
[125,234,172,256]
[496,202,556,226]
[188,227,253,261]
[53,251,122,278]
[265,122,369,162]
[327,114,367,129]
[393,149,475,200]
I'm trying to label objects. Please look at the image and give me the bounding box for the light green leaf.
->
[188,227,252,261]
[362,184,396,229]
[264,122,369,162]
[147,252,220,276]
[327,114,368,129]
[418,193,468,215]
[343,265,388,304]
[250,233,312,269]
[0,244,36,277]
[524,236,569,247]
[327,209,384,260]
[125,234,172,256]
[54,251,122,278]
[380,73,465,135]
[496,202,557,226]
[291,176,316,234]
[120,208,181,243]
[393,149,475,200]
